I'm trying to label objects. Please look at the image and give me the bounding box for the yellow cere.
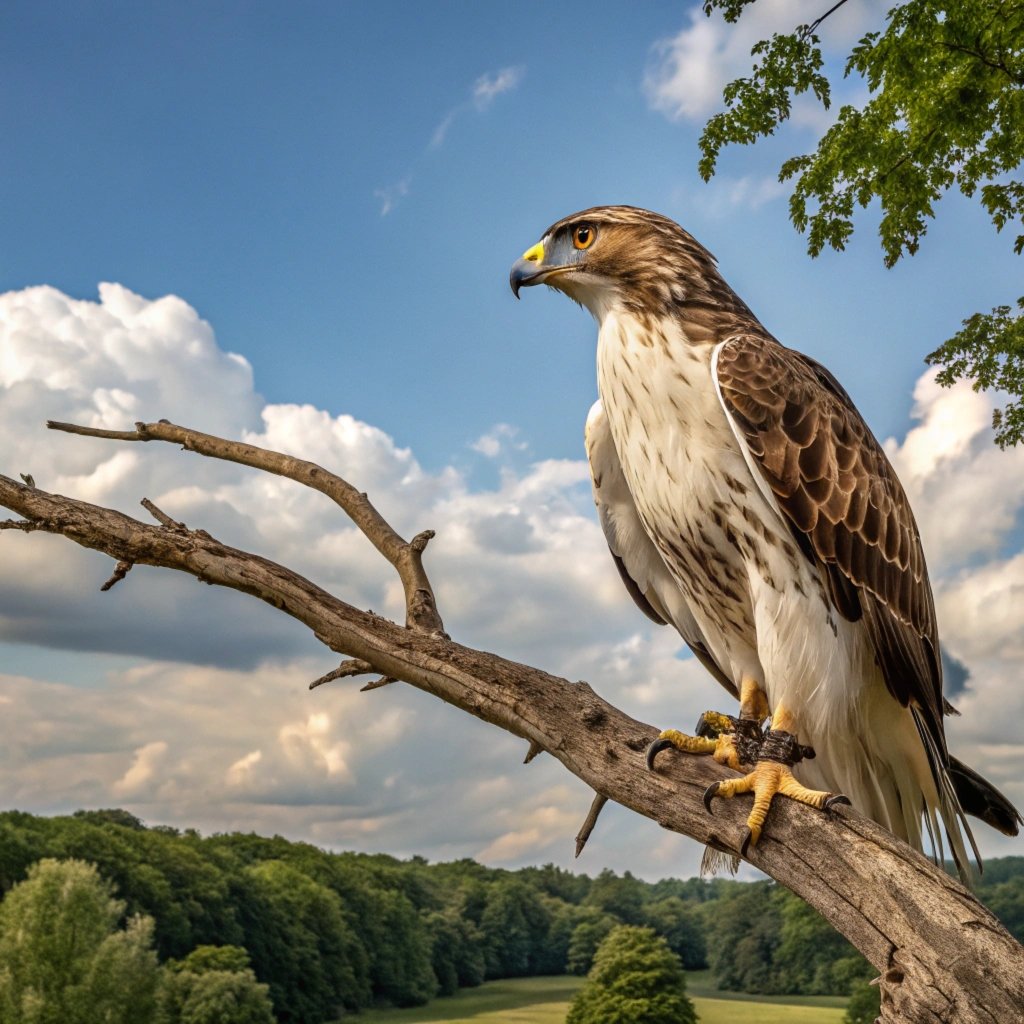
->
[521,241,544,263]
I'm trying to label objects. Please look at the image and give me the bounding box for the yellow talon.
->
[646,727,744,771]
[658,728,718,754]
[705,759,839,855]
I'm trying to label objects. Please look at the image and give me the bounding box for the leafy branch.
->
[927,297,1024,447]
[698,0,1024,442]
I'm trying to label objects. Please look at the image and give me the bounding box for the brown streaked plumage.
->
[715,336,944,744]
[511,205,1021,875]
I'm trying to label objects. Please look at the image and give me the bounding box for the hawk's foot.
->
[645,727,746,772]
[646,713,764,773]
[702,729,849,856]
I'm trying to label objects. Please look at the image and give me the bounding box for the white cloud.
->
[429,112,457,150]
[0,282,716,874]
[645,1,881,123]
[472,66,525,111]
[470,422,528,458]
[884,369,1024,572]
[374,176,411,216]
[0,282,1020,874]
[113,741,169,798]
[881,373,1024,835]
[476,796,580,863]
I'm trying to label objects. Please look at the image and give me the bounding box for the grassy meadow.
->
[357,974,847,1024]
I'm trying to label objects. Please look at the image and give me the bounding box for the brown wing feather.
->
[715,334,946,750]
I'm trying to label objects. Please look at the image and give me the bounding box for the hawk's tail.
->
[913,709,1022,885]
[948,757,1022,838]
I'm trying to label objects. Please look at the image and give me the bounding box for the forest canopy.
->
[1,809,1022,1024]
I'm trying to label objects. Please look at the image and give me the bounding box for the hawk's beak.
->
[510,241,547,299]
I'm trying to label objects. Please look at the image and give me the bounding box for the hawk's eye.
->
[572,224,596,250]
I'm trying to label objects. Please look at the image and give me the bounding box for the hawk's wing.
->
[711,335,945,750]
[585,400,737,699]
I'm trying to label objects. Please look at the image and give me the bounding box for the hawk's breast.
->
[595,311,834,693]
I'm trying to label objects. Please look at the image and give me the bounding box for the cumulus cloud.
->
[0,282,719,875]
[885,370,1024,572]
[470,422,528,458]
[377,65,525,214]
[645,0,880,124]
[881,373,1024,840]
[113,741,169,798]
[0,282,1020,874]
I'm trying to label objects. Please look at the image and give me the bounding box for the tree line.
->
[1,808,1021,1023]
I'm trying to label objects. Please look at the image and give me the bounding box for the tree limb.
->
[1,421,1022,1023]
[47,419,445,635]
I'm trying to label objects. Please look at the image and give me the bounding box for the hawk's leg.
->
[645,677,768,772]
[703,704,850,856]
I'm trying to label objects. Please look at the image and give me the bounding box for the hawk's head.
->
[510,205,753,328]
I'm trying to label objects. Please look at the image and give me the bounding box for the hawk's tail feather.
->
[948,756,1023,839]
[921,800,943,868]
[911,709,977,886]
[699,845,740,878]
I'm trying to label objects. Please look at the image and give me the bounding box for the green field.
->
[357,974,847,1024]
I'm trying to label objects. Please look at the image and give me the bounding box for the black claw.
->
[645,738,674,771]
[702,782,720,813]
[695,713,715,738]
[825,794,852,811]
[740,829,753,858]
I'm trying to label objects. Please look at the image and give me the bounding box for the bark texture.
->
[1,419,1021,1024]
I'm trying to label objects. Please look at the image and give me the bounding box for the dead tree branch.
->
[0,421,1022,1023]
[47,419,445,635]
[309,659,377,690]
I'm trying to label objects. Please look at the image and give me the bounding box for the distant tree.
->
[697,0,1024,445]
[519,862,591,904]
[41,814,239,960]
[773,891,872,994]
[235,860,370,1022]
[350,884,436,1005]
[566,910,620,975]
[168,945,253,974]
[565,925,697,1024]
[642,896,707,970]
[583,869,646,925]
[454,877,490,927]
[978,877,1024,942]
[423,909,485,996]
[269,844,436,1006]
[535,900,588,976]
[705,882,783,993]
[0,812,39,894]
[845,977,882,1024]
[73,808,147,830]
[479,879,551,978]
[157,945,274,1024]
[0,858,159,1024]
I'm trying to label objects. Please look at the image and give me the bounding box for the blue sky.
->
[5,0,1019,465]
[1,1,1022,878]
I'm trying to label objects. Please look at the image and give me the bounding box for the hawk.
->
[510,206,1020,875]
